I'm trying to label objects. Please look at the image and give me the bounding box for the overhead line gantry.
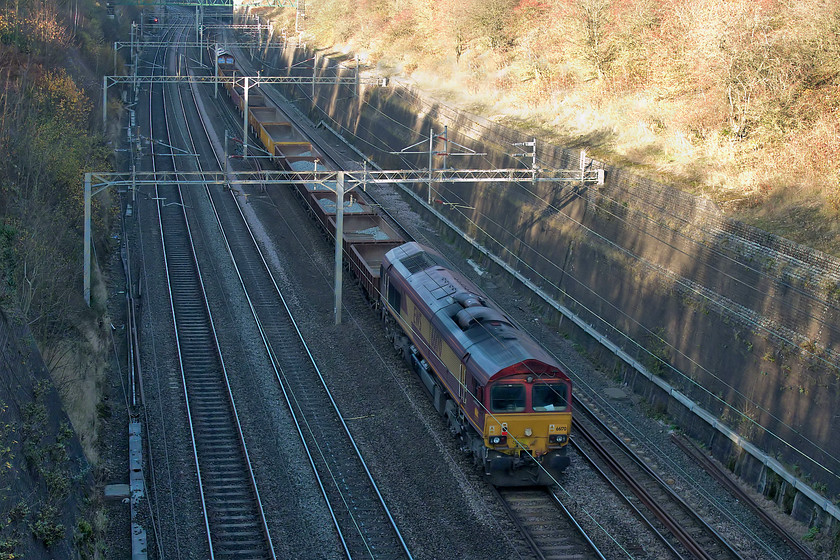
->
[84,168,604,305]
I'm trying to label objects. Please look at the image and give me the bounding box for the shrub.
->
[30,506,64,547]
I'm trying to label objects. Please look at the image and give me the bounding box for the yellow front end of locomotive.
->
[484,412,571,457]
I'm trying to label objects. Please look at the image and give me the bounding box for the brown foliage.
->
[300,0,840,222]
[0,0,112,340]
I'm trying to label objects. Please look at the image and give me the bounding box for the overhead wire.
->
[361,88,840,465]
[242,29,840,556]
[241,74,634,552]
[430,185,840,480]
[345,82,840,347]
[311,70,840,337]
[226,46,568,553]
[312,89,840,480]
[439,178,840,375]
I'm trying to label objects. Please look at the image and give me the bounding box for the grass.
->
[739,187,840,256]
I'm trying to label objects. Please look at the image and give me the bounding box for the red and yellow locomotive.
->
[381,243,572,486]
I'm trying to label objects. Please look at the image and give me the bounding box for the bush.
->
[30,506,64,547]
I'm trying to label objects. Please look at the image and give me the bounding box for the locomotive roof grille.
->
[401,251,445,274]
[454,292,484,308]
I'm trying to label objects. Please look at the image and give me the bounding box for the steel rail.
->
[145,20,215,558]
[141,17,212,558]
[574,418,712,559]
[155,27,218,559]
[178,49,354,557]
[573,401,744,560]
[151,23,275,559]
[493,487,604,560]
[170,32,279,560]
[136,16,196,560]
[671,434,816,560]
[186,52,413,557]
[570,437,682,558]
[546,488,605,559]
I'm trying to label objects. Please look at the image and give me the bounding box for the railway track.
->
[671,434,816,560]
[128,19,819,560]
[572,397,743,560]
[204,30,752,559]
[201,130,412,560]
[170,39,413,558]
[146,21,275,559]
[214,41,609,559]
[495,487,603,560]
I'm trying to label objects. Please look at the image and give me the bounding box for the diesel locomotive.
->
[381,242,572,486]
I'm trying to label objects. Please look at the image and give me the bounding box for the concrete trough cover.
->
[604,387,628,400]
[104,483,130,500]
[129,421,144,499]
[132,523,148,560]
[129,422,142,472]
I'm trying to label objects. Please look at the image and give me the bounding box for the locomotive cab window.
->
[533,383,569,411]
[490,384,526,412]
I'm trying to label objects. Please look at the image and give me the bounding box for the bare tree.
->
[574,0,616,79]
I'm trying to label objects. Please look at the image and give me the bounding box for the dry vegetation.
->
[0,0,125,551]
[0,0,122,468]
[270,0,840,254]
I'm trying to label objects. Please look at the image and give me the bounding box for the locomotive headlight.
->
[549,434,568,444]
[488,435,507,445]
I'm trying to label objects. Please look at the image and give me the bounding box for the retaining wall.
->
[262,43,840,530]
